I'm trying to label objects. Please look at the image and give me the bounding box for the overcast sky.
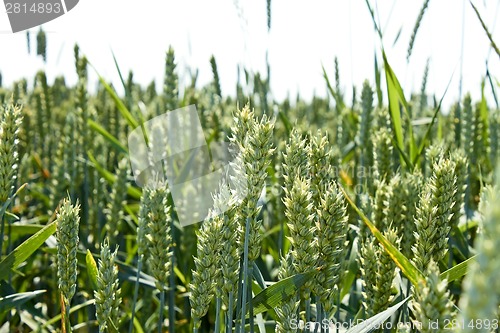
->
[0,0,499,109]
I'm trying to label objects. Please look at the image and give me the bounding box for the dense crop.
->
[1,3,500,333]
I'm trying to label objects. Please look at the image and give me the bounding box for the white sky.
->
[0,0,499,110]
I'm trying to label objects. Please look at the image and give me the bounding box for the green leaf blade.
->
[346,297,410,333]
[86,250,98,290]
[246,269,317,317]
[0,290,46,313]
[89,63,139,129]
[88,119,128,155]
[0,222,57,281]
[440,255,476,283]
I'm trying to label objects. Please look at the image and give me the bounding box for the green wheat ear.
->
[407,0,431,61]
[308,130,333,206]
[246,114,275,261]
[371,180,389,232]
[283,176,317,302]
[34,71,52,165]
[449,149,467,228]
[401,170,423,260]
[189,208,222,328]
[374,229,399,315]
[450,102,461,148]
[104,157,129,244]
[413,260,454,333]
[412,157,457,272]
[189,180,239,329]
[0,101,23,203]
[489,109,500,165]
[210,55,222,98]
[314,180,349,315]
[144,185,173,291]
[372,127,393,183]
[383,174,406,234]
[425,144,444,174]
[50,109,78,210]
[95,239,122,333]
[232,105,275,262]
[461,94,474,162]
[36,27,47,62]
[216,181,240,309]
[283,129,309,200]
[275,253,299,333]
[56,198,81,305]
[359,237,377,317]
[356,80,375,182]
[164,46,179,112]
[136,186,152,263]
[459,171,500,332]
[359,229,399,319]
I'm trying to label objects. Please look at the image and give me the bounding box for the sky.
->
[0,0,499,110]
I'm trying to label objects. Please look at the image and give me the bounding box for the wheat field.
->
[0,2,500,332]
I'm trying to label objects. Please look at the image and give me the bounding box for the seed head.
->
[458,171,500,332]
[56,198,80,304]
[95,240,121,332]
[144,185,173,290]
[0,101,23,202]
[414,260,454,333]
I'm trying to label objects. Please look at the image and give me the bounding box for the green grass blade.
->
[470,1,500,60]
[346,297,410,333]
[342,141,357,162]
[7,224,45,238]
[451,224,470,258]
[392,26,403,47]
[86,250,98,290]
[88,119,128,155]
[364,0,382,39]
[87,151,141,200]
[486,69,499,109]
[339,185,425,286]
[0,184,28,221]
[277,110,292,135]
[99,77,138,128]
[88,63,139,129]
[480,78,490,164]
[340,237,359,300]
[390,136,413,169]
[42,299,95,329]
[124,205,139,226]
[252,263,267,290]
[125,311,146,333]
[0,221,57,281]
[440,255,476,283]
[383,51,417,164]
[383,52,404,149]
[245,269,317,317]
[0,290,46,313]
[322,64,344,111]
[43,247,159,289]
[411,71,454,166]
[407,0,431,61]
[374,53,383,107]
[111,50,128,95]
